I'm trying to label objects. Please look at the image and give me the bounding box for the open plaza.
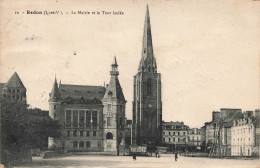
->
[13,155,260,168]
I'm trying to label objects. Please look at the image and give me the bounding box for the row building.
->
[203,108,260,157]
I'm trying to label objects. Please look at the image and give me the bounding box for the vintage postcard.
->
[0,0,260,167]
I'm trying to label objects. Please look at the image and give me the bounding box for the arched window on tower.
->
[146,78,152,95]
[108,91,113,98]
[106,132,113,139]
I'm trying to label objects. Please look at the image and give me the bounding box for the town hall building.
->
[48,57,126,154]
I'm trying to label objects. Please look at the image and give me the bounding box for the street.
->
[14,154,260,168]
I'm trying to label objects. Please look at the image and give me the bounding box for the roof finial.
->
[110,55,119,76]
[113,56,118,67]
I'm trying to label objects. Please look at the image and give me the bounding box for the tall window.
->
[136,79,139,96]
[86,141,91,148]
[86,111,91,127]
[107,118,112,126]
[67,130,70,137]
[86,131,90,136]
[80,131,83,136]
[73,110,78,128]
[73,141,78,148]
[79,141,84,148]
[107,104,112,111]
[93,130,96,136]
[66,110,71,127]
[98,141,102,147]
[73,130,77,137]
[79,110,85,128]
[146,78,152,95]
[92,111,97,126]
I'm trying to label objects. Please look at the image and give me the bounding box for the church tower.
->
[102,56,126,155]
[48,76,62,149]
[132,5,162,145]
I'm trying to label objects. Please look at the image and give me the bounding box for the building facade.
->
[162,121,188,152]
[132,5,162,146]
[0,72,27,104]
[231,116,257,156]
[48,57,126,154]
[187,128,202,150]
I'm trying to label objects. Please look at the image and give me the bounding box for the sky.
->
[1,0,260,128]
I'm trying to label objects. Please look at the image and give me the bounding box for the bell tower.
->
[102,56,126,155]
[132,5,162,145]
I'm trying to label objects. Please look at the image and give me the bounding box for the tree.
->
[0,99,62,165]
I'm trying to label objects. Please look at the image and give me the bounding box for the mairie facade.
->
[48,57,126,154]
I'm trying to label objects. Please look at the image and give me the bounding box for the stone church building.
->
[132,6,162,145]
[48,57,127,154]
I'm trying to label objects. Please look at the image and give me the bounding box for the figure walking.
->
[133,153,136,161]
[175,151,178,162]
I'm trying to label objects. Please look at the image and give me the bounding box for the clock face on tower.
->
[148,104,152,108]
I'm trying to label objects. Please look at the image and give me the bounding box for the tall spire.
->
[49,76,61,102]
[138,5,157,73]
[110,56,119,76]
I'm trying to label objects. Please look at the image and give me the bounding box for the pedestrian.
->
[156,150,158,158]
[133,153,136,161]
[175,151,178,162]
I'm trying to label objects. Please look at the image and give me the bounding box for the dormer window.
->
[80,97,84,103]
[108,91,113,98]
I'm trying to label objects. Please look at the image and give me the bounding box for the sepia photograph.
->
[0,0,260,167]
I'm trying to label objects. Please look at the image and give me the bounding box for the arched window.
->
[108,91,113,98]
[146,78,152,95]
[106,132,113,139]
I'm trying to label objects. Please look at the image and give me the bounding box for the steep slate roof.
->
[103,77,125,101]
[4,72,26,88]
[49,77,61,102]
[102,56,126,102]
[59,84,106,101]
